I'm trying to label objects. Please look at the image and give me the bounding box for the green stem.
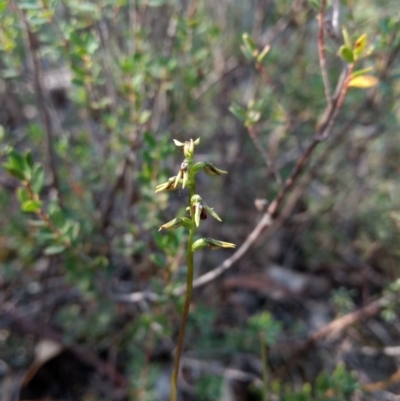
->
[260,333,269,401]
[170,174,196,401]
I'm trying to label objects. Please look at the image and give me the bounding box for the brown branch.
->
[10,2,62,201]
[276,296,387,379]
[247,125,282,185]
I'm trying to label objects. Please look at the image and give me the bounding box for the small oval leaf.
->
[44,245,66,255]
[338,45,354,63]
[348,75,379,88]
[22,200,42,213]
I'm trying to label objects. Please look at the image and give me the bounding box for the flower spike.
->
[155,137,234,399]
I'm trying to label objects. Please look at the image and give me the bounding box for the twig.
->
[181,357,263,386]
[10,2,62,201]
[276,296,387,379]
[318,0,332,104]
[247,125,282,185]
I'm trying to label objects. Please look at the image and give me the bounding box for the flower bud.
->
[155,177,178,193]
[174,160,189,189]
[192,238,236,252]
[159,217,193,231]
[203,162,227,176]
[191,194,222,227]
[173,138,200,158]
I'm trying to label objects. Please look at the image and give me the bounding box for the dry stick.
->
[318,0,332,104]
[276,296,387,379]
[12,3,62,201]
[173,64,352,297]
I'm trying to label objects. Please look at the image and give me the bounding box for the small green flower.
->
[155,176,179,193]
[192,238,236,251]
[174,160,190,189]
[191,194,222,227]
[159,217,193,231]
[173,138,200,158]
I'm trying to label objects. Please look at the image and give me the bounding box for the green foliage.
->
[248,312,282,346]
[314,363,359,400]
[195,373,223,401]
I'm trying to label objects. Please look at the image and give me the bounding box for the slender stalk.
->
[260,333,269,401]
[170,228,194,401]
[170,165,196,401]
[157,139,232,399]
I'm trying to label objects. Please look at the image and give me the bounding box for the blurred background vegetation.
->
[0,0,400,400]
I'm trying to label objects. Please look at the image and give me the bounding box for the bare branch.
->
[276,296,387,379]
[10,2,62,200]
[247,125,282,185]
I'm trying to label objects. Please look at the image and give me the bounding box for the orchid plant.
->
[156,138,235,401]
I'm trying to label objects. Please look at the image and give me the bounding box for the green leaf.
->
[242,33,257,56]
[44,245,66,255]
[22,199,42,213]
[348,75,379,88]
[68,221,80,241]
[351,67,374,78]
[17,187,30,203]
[86,35,99,55]
[25,151,34,169]
[8,149,26,172]
[31,164,45,194]
[338,45,354,63]
[256,45,270,63]
[3,165,26,180]
[229,103,246,122]
[342,27,352,49]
